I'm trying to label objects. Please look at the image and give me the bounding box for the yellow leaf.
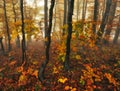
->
[27,67,34,74]
[53,66,59,74]
[18,74,27,85]
[32,61,38,65]
[58,77,68,83]
[75,55,81,60]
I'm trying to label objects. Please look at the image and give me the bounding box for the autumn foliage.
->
[0,0,120,90]
[0,35,120,90]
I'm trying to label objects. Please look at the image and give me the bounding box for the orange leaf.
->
[71,88,77,91]
[64,85,70,90]
[32,70,38,78]
[9,60,16,66]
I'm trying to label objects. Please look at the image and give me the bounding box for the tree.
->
[76,0,80,21]
[53,1,56,32]
[103,0,117,44]
[82,0,88,30]
[44,0,48,38]
[64,0,74,71]
[63,0,68,35]
[20,0,26,63]
[113,15,120,44]
[12,0,20,48]
[38,0,55,82]
[92,0,99,34]
[0,37,4,53]
[96,0,112,43]
[3,0,11,51]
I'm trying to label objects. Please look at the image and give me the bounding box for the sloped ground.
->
[0,40,120,91]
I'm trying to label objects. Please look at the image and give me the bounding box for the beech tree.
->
[38,0,55,82]
[76,0,80,21]
[92,0,99,34]
[3,0,11,51]
[0,37,4,53]
[63,0,68,35]
[82,0,87,30]
[113,15,120,44]
[64,0,74,70]
[96,0,112,43]
[20,0,26,62]
[44,0,48,38]
[103,0,117,44]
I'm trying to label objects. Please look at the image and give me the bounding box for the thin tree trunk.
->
[0,37,4,53]
[38,0,55,82]
[76,0,80,21]
[23,0,27,19]
[53,1,56,32]
[103,0,117,44]
[20,0,26,63]
[12,0,20,48]
[82,0,87,31]
[92,0,99,34]
[3,0,11,51]
[44,0,48,38]
[113,15,120,44]
[82,0,85,21]
[64,0,74,71]
[63,0,67,35]
[96,0,112,44]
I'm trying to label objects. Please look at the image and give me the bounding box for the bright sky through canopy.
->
[26,0,44,7]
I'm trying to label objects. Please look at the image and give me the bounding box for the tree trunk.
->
[12,0,20,48]
[0,37,4,53]
[92,0,99,34]
[63,0,68,35]
[20,0,26,63]
[44,0,48,38]
[53,1,56,32]
[76,0,80,21]
[3,0,11,51]
[38,0,55,82]
[82,0,87,31]
[64,0,74,71]
[103,0,117,44]
[96,0,112,44]
[113,16,120,44]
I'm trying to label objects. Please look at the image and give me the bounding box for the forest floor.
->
[0,39,120,91]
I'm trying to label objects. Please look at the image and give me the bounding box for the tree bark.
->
[38,0,55,82]
[63,0,68,35]
[113,15,120,44]
[3,0,11,51]
[0,37,4,53]
[96,0,112,44]
[53,1,56,32]
[92,0,99,34]
[82,0,87,31]
[44,0,48,38]
[64,0,74,71]
[76,0,80,21]
[103,0,117,44]
[20,0,26,63]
